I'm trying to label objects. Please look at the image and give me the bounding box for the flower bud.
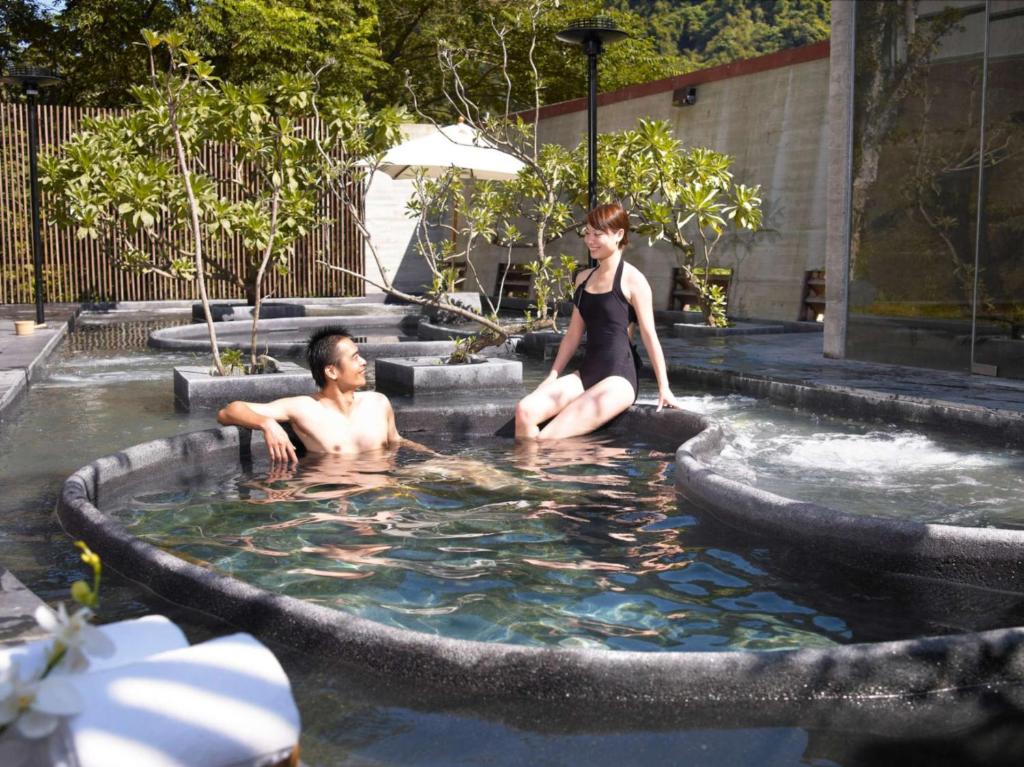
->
[70,580,93,606]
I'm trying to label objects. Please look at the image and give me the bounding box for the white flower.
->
[34,603,115,672]
[0,659,82,739]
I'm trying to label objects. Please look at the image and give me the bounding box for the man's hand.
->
[262,418,298,464]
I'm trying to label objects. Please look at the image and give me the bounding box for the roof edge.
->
[520,39,830,123]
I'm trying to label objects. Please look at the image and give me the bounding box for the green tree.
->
[596,119,762,327]
[612,0,829,70]
[2,1,381,106]
[41,32,403,374]
[374,0,682,118]
[178,0,383,101]
[2,1,183,105]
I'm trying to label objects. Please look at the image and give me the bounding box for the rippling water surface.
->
[107,434,884,652]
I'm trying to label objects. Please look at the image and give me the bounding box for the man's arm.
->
[382,397,436,455]
[217,399,302,464]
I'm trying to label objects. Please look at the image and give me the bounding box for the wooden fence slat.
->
[0,103,364,304]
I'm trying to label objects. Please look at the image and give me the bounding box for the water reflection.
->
[111,435,867,652]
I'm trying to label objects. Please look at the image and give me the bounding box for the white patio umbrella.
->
[378,122,525,181]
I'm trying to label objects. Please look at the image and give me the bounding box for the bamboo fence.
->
[0,103,364,304]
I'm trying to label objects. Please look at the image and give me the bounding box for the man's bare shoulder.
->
[355,391,393,410]
[271,394,322,416]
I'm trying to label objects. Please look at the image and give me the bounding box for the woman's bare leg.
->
[536,376,635,441]
[515,373,585,438]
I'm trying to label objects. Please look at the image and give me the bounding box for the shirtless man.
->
[217,325,405,463]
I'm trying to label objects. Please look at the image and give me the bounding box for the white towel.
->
[66,632,301,767]
[1,615,188,677]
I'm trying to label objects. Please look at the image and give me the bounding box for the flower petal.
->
[56,647,89,674]
[0,696,20,726]
[81,625,115,658]
[32,677,82,717]
[15,710,59,739]
[33,605,59,633]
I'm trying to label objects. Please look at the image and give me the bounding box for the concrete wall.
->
[528,47,830,318]
[364,124,436,295]
[365,46,831,319]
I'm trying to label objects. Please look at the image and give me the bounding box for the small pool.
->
[102,428,998,653]
[679,394,1024,528]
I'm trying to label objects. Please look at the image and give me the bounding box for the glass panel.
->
[971,0,1024,378]
[847,1,986,371]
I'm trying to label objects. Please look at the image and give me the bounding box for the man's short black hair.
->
[307,325,353,388]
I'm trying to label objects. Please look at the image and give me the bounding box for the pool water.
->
[104,428,1002,653]
[668,393,1024,528]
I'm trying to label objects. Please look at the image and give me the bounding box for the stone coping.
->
[56,403,1024,708]
[148,316,453,359]
[673,322,786,337]
[0,310,75,420]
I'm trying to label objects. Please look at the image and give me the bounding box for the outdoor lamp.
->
[1,66,61,327]
[556,17,628,213]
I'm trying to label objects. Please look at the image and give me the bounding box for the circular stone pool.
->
[58,404,1024,709]
[148,315,454,358]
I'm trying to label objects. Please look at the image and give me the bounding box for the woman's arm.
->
[627,271,682,411]
[543,307,585,385]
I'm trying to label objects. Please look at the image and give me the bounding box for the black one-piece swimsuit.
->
[573,258,640,401]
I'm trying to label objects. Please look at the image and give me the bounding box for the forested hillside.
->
[616,0,830,69]
[2,0,829,115]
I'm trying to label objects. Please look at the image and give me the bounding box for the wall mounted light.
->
[673,86,697,107]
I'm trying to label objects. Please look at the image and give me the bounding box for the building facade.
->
[829,0,1024,380]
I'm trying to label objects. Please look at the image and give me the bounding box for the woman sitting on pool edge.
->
[515,201,682,440]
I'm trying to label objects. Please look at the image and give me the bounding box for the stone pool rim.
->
[56,404,1024,706]
[147,315,451,359]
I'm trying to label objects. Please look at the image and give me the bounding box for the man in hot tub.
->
[218,325,409,463]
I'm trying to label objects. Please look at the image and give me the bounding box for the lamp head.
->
[1,66,62,96]
[556,17,628,53]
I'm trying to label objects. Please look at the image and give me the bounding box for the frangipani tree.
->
[313,0,587,362]
[595,119,762,327]
[42,31,401,375]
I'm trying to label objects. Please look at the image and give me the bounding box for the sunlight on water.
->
[105,435,907,653]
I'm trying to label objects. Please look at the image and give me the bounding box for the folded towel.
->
[66,632,301,767]
[1,615,188,677]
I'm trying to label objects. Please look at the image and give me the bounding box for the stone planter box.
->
[518,330,567,360]
[375,355,522,394]
[174,361,314,411]
[673,321,786,338]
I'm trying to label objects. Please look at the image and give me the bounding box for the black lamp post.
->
[2,66,61,327]
[556,17,627,214]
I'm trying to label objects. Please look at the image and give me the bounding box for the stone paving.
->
[0,303,79,418]
[652,331,1024,419]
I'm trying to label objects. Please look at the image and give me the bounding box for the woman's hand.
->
[656,388,682,413]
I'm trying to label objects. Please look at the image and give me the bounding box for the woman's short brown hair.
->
[586,201,630,248]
